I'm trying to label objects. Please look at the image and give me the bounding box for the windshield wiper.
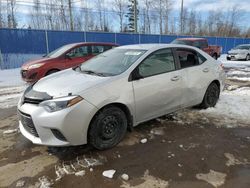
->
[81,69,107,77]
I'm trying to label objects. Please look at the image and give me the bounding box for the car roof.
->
[176,38,205,41]
[69,42,118,46]
[117,43,197,50]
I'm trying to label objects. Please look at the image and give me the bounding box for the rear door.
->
[64,45,91,68]
[174,48,214,107]
[132,48,183,123]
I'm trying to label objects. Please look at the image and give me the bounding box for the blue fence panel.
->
[140,34,160,44]
[204,37,217,45]
[160,35,177,43]
[0,29,46,54]
[0,28,249,69]
[216,37,227,54]
[86,32,116,43]
[47,30,85,52]
[245,38,250,44]
[224,38,235,52]
[116,33,139,45]
[234,38,245,47]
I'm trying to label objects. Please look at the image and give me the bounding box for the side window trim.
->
[131,48,177,80]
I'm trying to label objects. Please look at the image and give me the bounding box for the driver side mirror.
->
[130,68,143,81]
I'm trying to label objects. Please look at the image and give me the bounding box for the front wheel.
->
[88,106,127,150]
[200,83,220,109]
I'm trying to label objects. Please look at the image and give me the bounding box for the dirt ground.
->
[0,73,250,188]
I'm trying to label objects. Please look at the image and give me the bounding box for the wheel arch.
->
[87,102,134,136]
[45,68,61,76]
[211,79,220,91]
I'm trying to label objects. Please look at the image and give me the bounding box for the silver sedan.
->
[18,44,225,150]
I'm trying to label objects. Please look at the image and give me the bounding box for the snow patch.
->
[0,68,25,87]
[102,170,116,179]
[3,129,18,134]
[121,170,169,188]
[196,170,227,188]
[38,176,53,188]
[55,155,105,181]
[227,76,250,82]
[201,87,250,124]
[224,153,250,167]
[121,174,129,181]
[0,85,26,109]
[75,170,85,176]
[140,138,148,144]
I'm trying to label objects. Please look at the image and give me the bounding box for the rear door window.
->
[176,49,204,68]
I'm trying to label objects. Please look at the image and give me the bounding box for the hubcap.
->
[101,116,118,140]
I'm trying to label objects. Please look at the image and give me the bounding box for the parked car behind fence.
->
[20,42,118,82]
[171,38,222,59]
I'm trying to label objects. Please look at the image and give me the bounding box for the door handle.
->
[203,68,209,73]
[171,76,180,81]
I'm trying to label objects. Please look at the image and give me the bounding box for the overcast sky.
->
[1,0,250,29]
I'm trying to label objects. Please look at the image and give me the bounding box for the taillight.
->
[220,63,224,69]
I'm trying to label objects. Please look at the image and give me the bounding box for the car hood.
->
[22,57,54,69]
[229,49,248,54]
[32,69,111,97]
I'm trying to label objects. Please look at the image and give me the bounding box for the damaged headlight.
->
[39,96,83,112]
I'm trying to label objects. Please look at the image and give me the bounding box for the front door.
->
[132,48,183,123]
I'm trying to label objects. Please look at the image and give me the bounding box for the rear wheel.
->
[200,82,220,109]
[88,106,127,150]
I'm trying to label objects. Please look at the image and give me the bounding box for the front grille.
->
[18,111,39,137]
[23,97,44,105]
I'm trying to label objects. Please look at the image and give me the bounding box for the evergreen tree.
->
[126,0,139,33]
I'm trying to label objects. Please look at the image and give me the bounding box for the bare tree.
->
[30,0,42,29]
[153,0,172,34]
[227,6,242,37]
[188,10,197,35]
[7,0,17,28]
[113,0,127,32]
[143,0,152,34]
[59,0,68,30]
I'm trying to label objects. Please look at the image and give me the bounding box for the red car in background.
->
[171,38,222,59]
[21,42,118,82]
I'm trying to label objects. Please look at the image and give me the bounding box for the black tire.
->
[88,106,127,150]
[200,82,220,109]
[227,57,231,61]
[46,69,59,76]
[246,54,250,61]
[212,53,218,60]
